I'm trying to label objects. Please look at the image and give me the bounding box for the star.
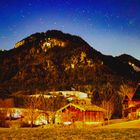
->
[13,31,17,35]
[120,26,124,31]
[82,9,86,14]
[65,0,71,5]
[61,25,65,29]
[28,3,32,7]
[21,15,25,18]
[0,0,140,60]
[20,10,24,14]
[8,26,13,31]
[39,18,45,24]
[27,11,31,15]
[88,18,91,21]
[73,17,77,22]
[128,19,136,26]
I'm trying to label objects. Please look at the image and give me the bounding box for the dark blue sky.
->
[0,0,140,59]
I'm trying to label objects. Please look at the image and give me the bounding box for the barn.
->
[55,103,106,125]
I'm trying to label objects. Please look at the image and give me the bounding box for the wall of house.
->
[0,98,14,108]
[136,108,140,118]
[55,106,104,124]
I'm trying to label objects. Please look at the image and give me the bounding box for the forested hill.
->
[0,30,139,94]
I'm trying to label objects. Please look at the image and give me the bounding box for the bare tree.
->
[91,89,102,106]
[23,94,46,127]
[101,100,114,124]
[118,83,134,118]
[118,83,133,101]
[100,82,115,124]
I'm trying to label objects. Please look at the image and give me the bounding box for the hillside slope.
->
[0,30,139,94]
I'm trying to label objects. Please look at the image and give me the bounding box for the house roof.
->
[132,84,140,101]
[0,89,11,99]
[56,103,106,113]
[124,104,140,111]
[123,95,129,104]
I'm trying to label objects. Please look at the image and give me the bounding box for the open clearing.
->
[0,127,140,140]
[102,119,140,128]
[0,120,140,140]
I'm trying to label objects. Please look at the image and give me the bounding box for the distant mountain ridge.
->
[0,30,139,94]
[116,54,140,72]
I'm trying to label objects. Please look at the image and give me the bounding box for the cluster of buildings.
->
[0,90,106,127]
[1,83,139,128]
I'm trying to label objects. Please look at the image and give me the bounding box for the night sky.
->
[0,0,140,59]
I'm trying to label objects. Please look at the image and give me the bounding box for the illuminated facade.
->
[123,83,140,119]
[55,103,105,125]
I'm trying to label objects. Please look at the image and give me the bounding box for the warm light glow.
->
[63,122,72,125]
[42,38,65,52]
[128,62,140,72]
[85,122,102,125]
[12,111,21,118]
[71,64,75,69]
[129,104,135,107]
[14,40,25,48]
[7,113,10,117]
[35,120,40,125]
[34,115,48,125]
[7,109,22,119]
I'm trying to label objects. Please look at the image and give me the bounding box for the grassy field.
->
[0,120,140,140]
[0,127,140,140]
[102,119,140,128]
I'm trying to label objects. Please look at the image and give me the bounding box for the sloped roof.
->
[132,84,140,101]
[79,104,106,112]
[0,89,11,99]
[123,95,129,104]
[56,103,106,113]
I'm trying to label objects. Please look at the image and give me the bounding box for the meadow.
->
[0,127,140,140]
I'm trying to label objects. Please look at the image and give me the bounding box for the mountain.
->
[116,54,140,72]
[0,30,139,94]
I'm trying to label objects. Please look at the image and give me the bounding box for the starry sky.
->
[0,0,140,59]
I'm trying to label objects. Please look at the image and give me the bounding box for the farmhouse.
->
[0,107,50,127]
[55,103,106,125]
[0,90,103,127]
[123,83,140,119]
